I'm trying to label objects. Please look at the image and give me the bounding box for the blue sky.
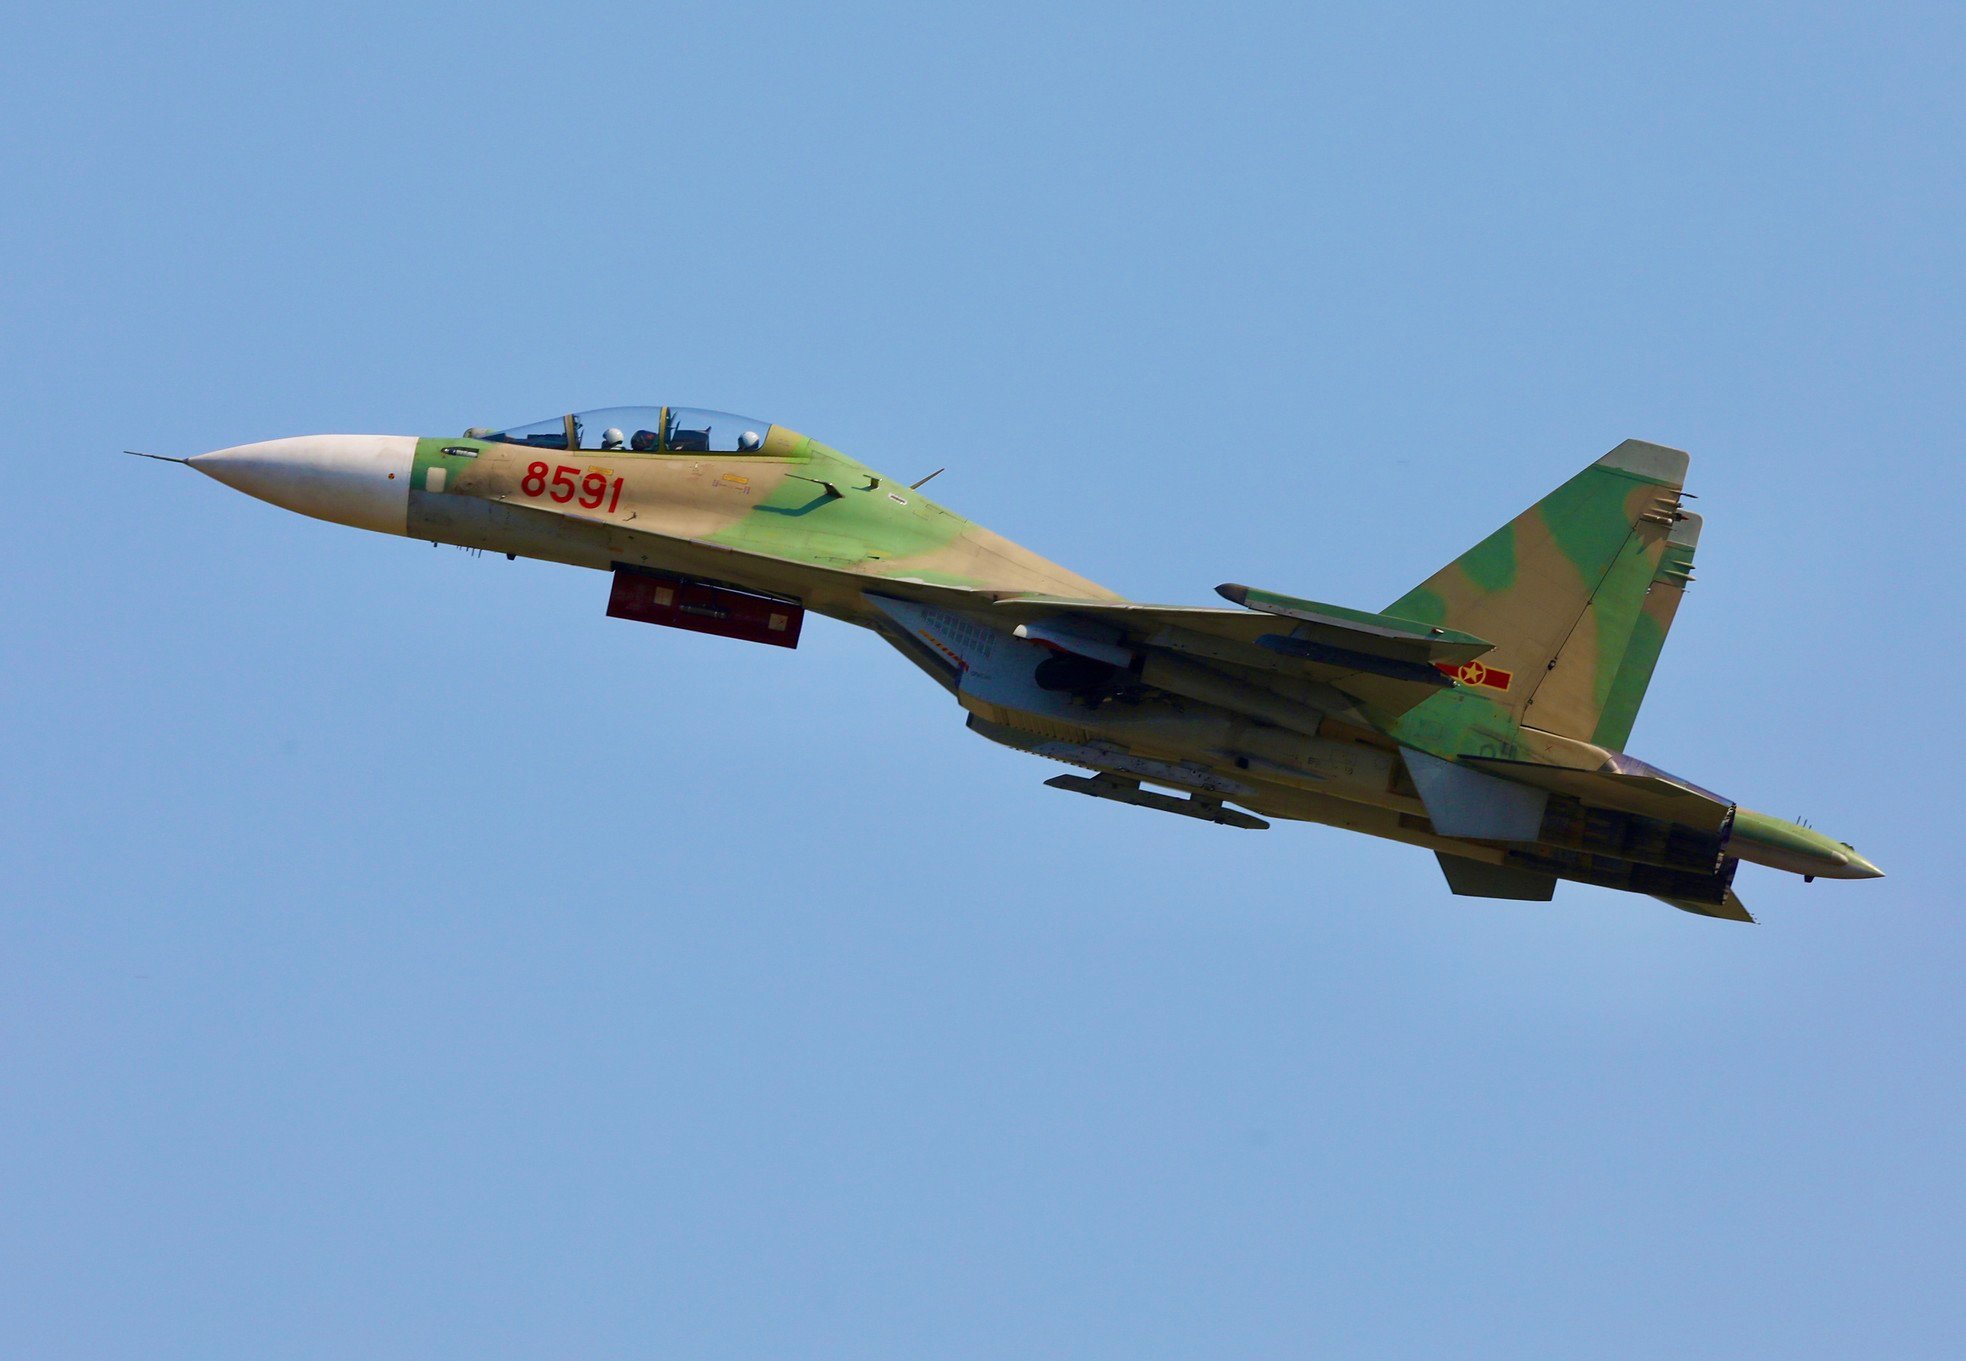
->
[3,3,1960,1356]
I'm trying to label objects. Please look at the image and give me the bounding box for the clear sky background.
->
[3,3,1961,1357]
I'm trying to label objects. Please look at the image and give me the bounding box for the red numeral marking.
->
[519,463,625,514]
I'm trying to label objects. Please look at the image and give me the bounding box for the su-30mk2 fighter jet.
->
[142,404,1882,921]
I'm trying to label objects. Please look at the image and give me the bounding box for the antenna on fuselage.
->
[909,467,945,490]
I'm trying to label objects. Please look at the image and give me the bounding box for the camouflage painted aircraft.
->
[138,405,1881,920]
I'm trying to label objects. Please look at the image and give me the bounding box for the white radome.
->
[189,435,415,536]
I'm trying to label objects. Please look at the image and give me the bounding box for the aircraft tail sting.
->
[142,406,1881,921]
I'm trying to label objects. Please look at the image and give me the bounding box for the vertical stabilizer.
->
[1591,510,1699,751]
[1383,440,1692,743]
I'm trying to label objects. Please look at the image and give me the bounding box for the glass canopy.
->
[474,407,773,454]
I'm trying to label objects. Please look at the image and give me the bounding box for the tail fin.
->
[1590,510,1698,750]
[1383,439,1691,744]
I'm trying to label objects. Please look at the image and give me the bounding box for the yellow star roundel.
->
[1435,658,1513,691]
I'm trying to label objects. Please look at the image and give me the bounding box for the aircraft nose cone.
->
[190,435,414,536]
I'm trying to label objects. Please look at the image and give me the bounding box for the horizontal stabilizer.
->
[1462,754,1731,838]
[1435,852,1557,900]
[1654,889,1755,923]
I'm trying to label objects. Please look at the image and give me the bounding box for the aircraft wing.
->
[999,590,1490,666]
[864,575,1493,720]
[570,519,1485,719]
[971,587,1493,719]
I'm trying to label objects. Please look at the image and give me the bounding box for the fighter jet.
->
[141,405,1881,920]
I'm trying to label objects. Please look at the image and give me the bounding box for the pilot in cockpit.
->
[667,422,712,452]
[600,427,627,451]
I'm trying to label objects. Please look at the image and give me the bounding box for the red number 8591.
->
[522,461,623,513]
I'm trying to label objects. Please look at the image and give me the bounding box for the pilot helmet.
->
[736,430,763,452]
[601,427,626,449]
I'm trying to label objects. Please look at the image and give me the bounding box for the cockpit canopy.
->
[473,406,774,454]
